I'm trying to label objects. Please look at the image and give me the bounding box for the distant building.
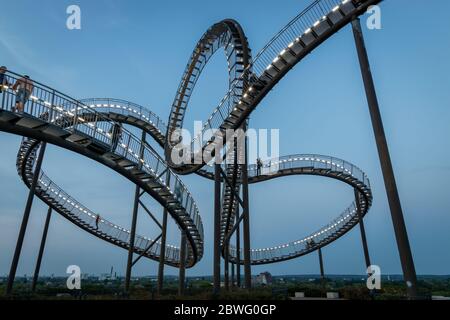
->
[99,266,117,281]
[254,272,273,286]
[99,273,116,281]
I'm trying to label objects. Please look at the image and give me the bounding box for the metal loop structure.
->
[165,19,251,174]
[0,0,385,285]
[164,0,381,175]
[48,98,373,265]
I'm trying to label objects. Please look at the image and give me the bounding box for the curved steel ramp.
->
[228,154,372,265]
[0,71,204,268]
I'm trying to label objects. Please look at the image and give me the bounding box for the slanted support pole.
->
[125,131,146,293]
[213,163,221,295]
[7,142,47,295]
[355,189,371,268]
[352,18,418,299]
[318,247,325,280]
[178,230,187,296]
[318,247,325,292]
[31,206,53,292]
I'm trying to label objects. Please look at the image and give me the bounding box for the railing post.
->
[73,102,79,132]
[1,77,7,109]
[50,90,56,121]
[6,142,47,295]
[352,18,418,299]
[31,207,53,292]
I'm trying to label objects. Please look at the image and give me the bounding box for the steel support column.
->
[236,205,241,288]
[318,247,325,281]
[224,242,230,291]
[7,142,47,295]
[178,230,187,296]
[125,131,146,293]
[213,163,221,295]
[318,247,326,295]
[157,175,170,295]
[31,206,53,292]
[231,256,235,288]
[125,183,140,293]
[242,123,251,290]
[355,189,371,268]
[352,18,418,299]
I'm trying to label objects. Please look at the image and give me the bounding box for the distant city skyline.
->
[0,0,449,279]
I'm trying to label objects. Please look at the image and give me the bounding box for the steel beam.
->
[178,230,187,296]
[138,200,163,229]
[7,142,47,295]
[355,189,371,268]
[213,163,221,295]
[132,234,162,266]
[352,18,418,299]
[242,122,251,290]
[231,256,235,288]
[318,247,326,295]
[125,131,146,293]
[224,242,230,291]
[224,209,245,244]
[318,247,325,282]
[236,205,241,288]
[125,181,140,292]
[31,207,53,292]
[157,175,170,295]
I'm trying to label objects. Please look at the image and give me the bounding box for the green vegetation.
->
[0,276,449,300]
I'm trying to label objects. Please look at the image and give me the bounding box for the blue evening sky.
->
[0,0,449,277]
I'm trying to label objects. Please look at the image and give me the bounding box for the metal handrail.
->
[80,98,167,135]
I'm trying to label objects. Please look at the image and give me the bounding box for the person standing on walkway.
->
[256,157,263,176]
[95,214,101,230]
[109,123,123,152]
[12,75,34,114]
[0,66,10,93]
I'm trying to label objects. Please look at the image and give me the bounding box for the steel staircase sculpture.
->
[0,0,382,268]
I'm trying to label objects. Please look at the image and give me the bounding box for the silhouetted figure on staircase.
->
[256,157,263,176]
[95,214,101,230]
[110,123,123,152]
